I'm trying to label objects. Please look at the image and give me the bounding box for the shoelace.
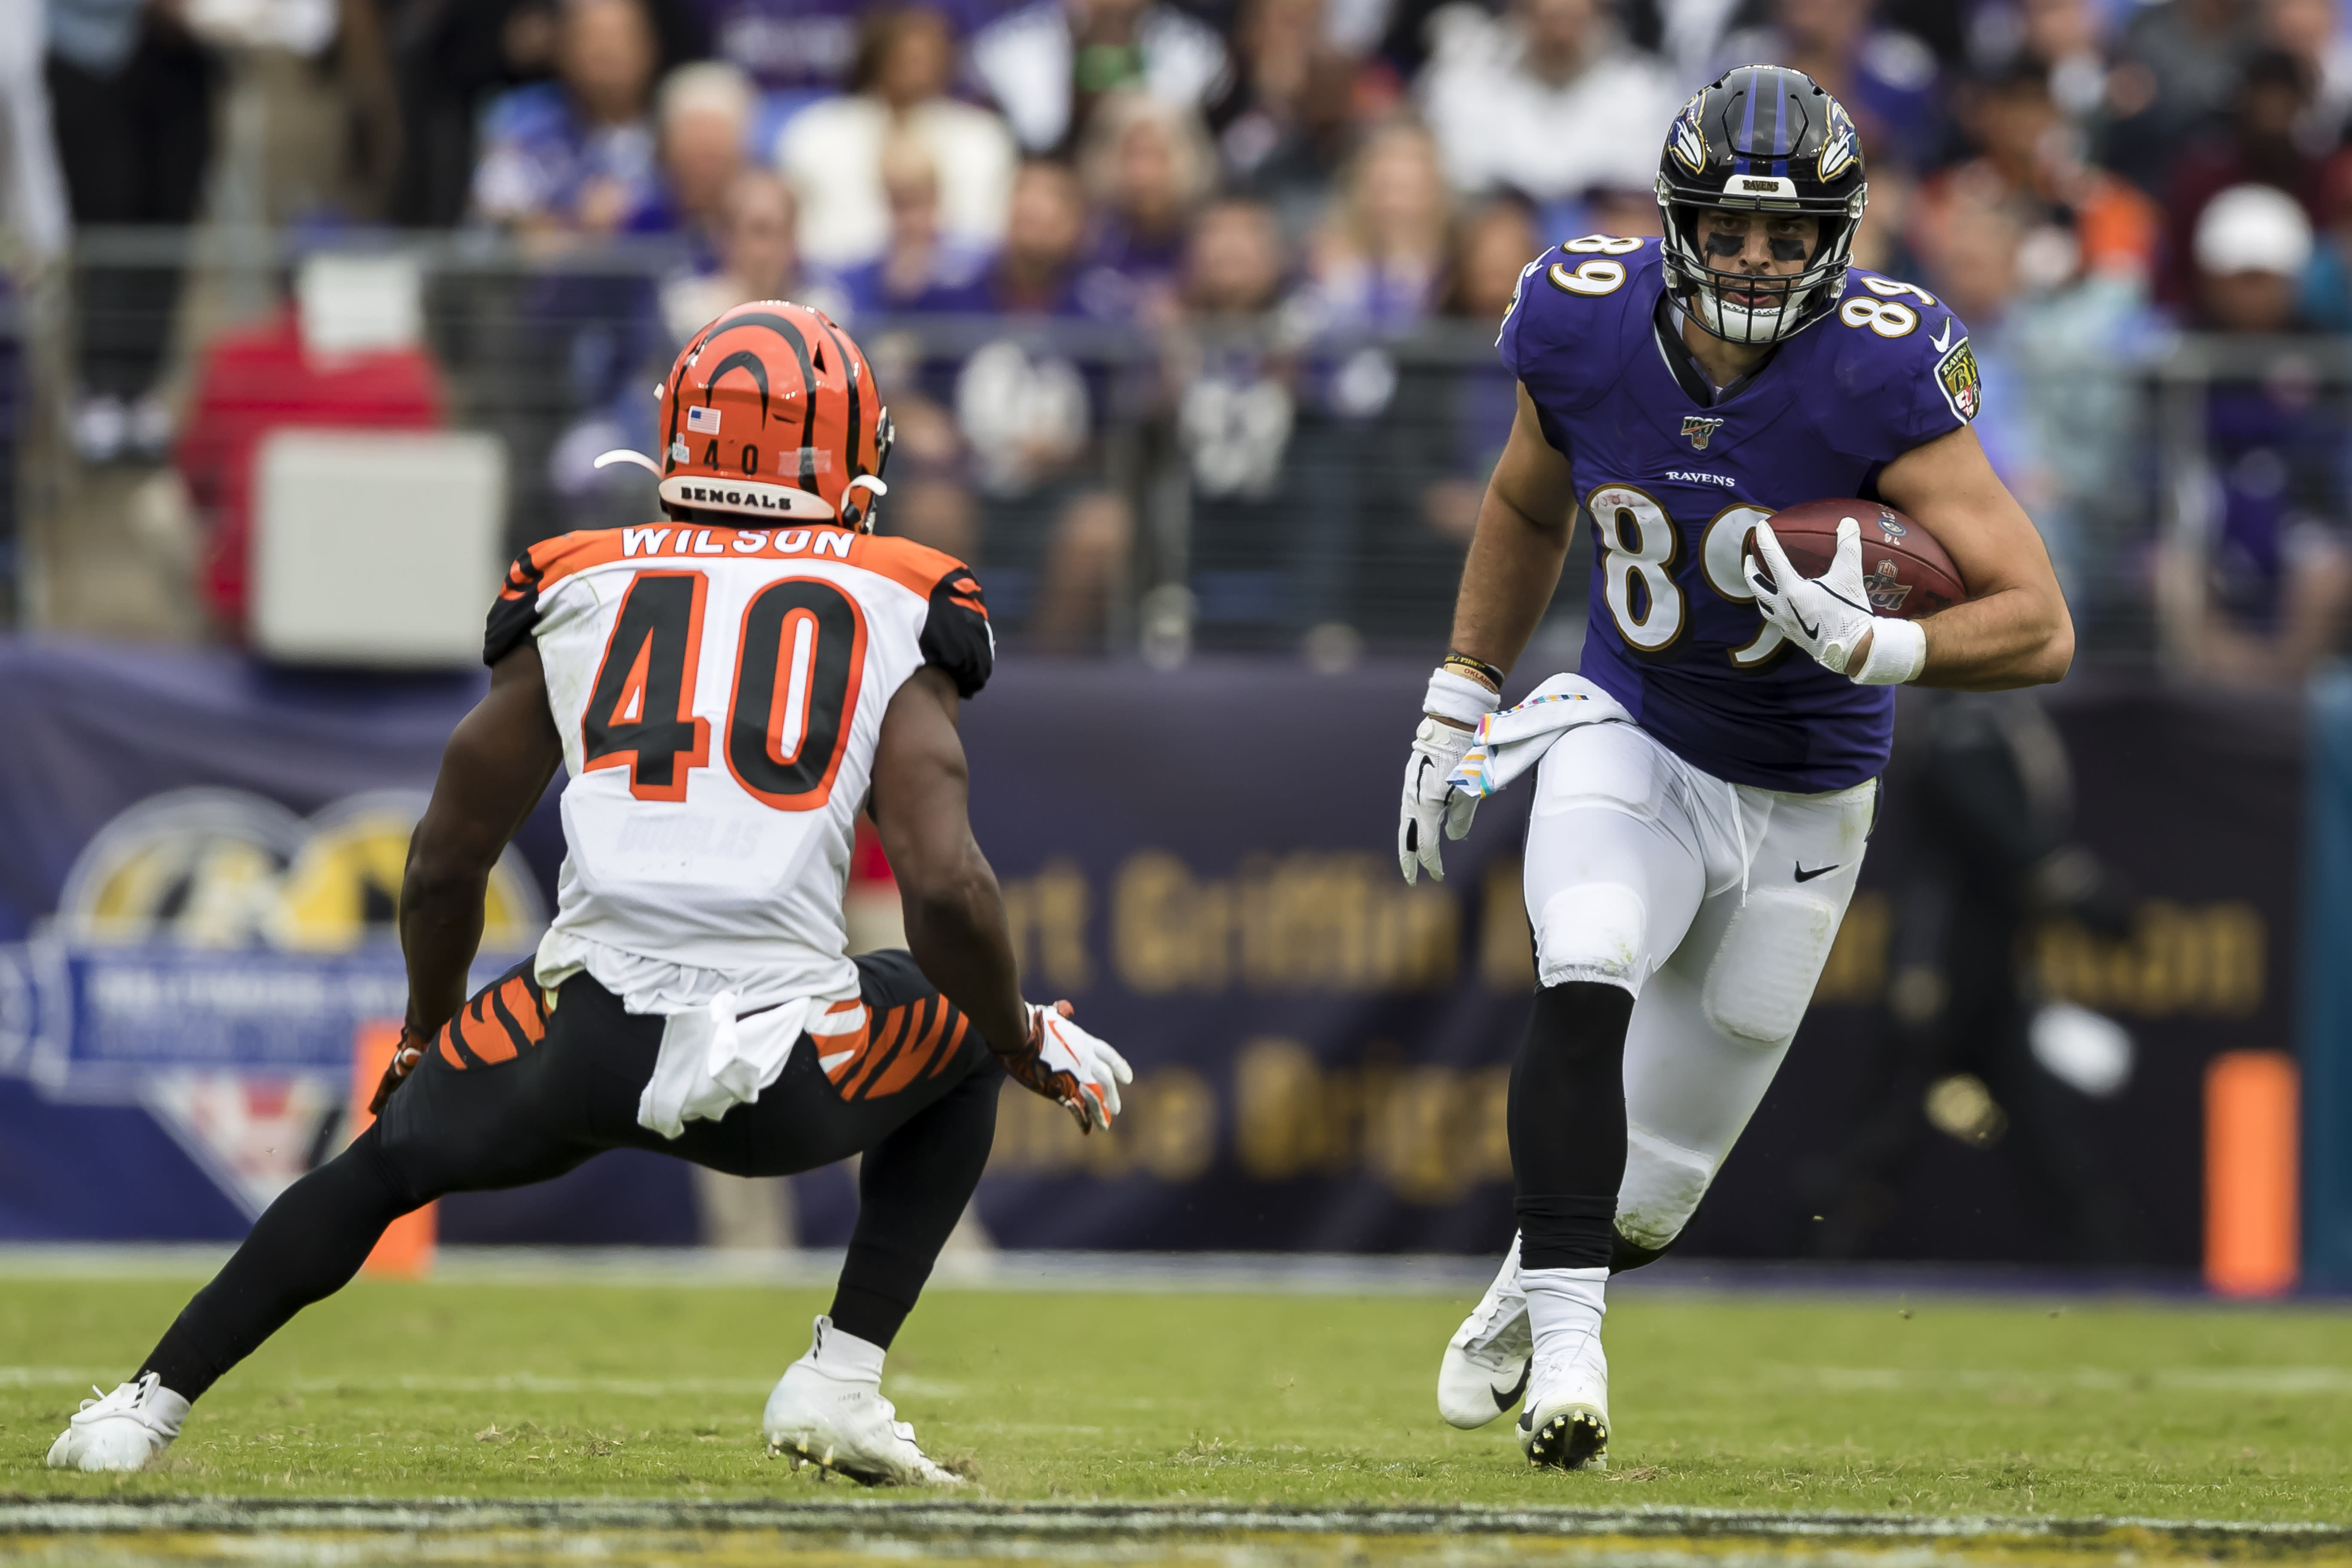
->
[77,1372,157,1419]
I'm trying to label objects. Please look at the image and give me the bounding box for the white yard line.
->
[0,1497,2344,1545]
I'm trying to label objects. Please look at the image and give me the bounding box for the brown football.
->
[1745,498,1965,621]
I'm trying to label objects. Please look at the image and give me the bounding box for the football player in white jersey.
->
[49,302,1129,1486]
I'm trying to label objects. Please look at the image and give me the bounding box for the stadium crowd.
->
[8,0,2352,671]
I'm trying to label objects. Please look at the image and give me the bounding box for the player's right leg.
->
[49,965,596,1472]
[1469,723,1713,1469]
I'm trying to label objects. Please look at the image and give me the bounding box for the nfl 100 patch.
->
[1681,415,1726,451]
[1934,337,1981,423]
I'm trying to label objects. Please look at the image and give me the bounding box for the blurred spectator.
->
[778,7,1016,270]
[1583,183,1663,239]
[2158,184,2352,681]
[1207,0,1359,241]
[2,0,67,262]
[2265,0,2352,147]
[1717,0,1942,173]
[692,0,992,97]
[1915,193,2060,552]
[659,168,845,341]
[1963,0,2113,127]
[934,157,1135,646]
[638,61,754,255]
[970,0,1232,156]
[1298,119,1451,338]
[1075,89,1217,325]
[1357,197,1536,637]
[178,255,446,630]
[1417,0,1678,208]
[397,0,707,229]
[1919,63,2159,292]
[879,477,981,559]
[2161,49,2327,307]
[47,0,218,462]
[833,137,992,318]
[1172,198,1311,634]
[954,160,1091,493]
[472,0,663,236]
[2106,0,2260,195]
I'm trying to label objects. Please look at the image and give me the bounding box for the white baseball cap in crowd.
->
[2193,184,2315,278]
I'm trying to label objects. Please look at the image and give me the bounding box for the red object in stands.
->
[176,309,446,630]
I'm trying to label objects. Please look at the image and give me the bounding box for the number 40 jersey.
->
[1502,235,1979,793]
[484,521,993,1003]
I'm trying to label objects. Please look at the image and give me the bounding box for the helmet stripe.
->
[1771,70,1788,176]
[711,310,822,493]
[703,349,771,421]
[1737,75,1759,174]
[818,317,864,478]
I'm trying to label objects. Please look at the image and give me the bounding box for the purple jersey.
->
[1499,236,1976,792]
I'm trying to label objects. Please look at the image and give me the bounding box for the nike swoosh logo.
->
[1931,319,1954,352]
[1794,611,1819,640]
[1795,862,1840,882]
[1493,1363,1531,1410]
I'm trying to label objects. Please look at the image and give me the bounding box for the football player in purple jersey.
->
[1401,64,2073,1470]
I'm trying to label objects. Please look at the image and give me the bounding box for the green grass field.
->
[6,1269,2351,1523]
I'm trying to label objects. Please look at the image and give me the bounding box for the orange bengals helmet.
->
[603,300,895,530]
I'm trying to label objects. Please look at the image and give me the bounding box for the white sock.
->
[1521,1265,1608,1365]
[807,1316,886,1384]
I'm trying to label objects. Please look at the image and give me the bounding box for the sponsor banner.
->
[0,643,2303,1263]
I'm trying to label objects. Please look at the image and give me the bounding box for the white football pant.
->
[1523,719,1875,1253]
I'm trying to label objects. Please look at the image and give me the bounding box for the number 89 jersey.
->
[1501,236,1976,793]
[485,520,992,998]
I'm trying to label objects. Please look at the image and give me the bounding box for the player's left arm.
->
[398,645,564,1041]
[1872,424,2075,690]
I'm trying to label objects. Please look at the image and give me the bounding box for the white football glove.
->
[1003,1001,1132,1133]
[1744,517,1927,685]
[1399,716,1480,884]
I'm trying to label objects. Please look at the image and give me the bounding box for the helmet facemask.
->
[1657,178,1866,346]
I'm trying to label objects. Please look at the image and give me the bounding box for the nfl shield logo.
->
[1681,416,1725,451]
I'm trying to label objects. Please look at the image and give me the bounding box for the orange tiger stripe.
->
[446,1004,481,1065]
[926,1012,971,1077]
[501,977,545,1045]
[438,1031,465,1070]
[844,1001,916,1099]
[465,990,518,1065]
[863,999,953,1099]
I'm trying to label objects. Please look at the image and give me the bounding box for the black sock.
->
[1510,981,1636,1271]
[828,1069,998,1350]
[138,1123,420,1403]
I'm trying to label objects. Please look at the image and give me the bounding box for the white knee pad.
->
[1615,1122,1716,1251]
[1700,889,1840,1047]
[1534,882,1649,991]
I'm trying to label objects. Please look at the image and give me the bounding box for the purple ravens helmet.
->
[1656,64,1868,346]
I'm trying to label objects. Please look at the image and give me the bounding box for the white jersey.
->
[485,520,994,1009]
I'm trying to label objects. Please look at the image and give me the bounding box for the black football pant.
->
[140,950,1001,1403]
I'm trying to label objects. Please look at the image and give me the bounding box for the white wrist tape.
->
[1851,616,1927,685]
[1424,668,1502,727]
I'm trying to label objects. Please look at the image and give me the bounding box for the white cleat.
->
[763,1317,963,1487]
[1516,1324,1609,1471]
[46,1373,188,1473]
[1437,1232,1532,1428]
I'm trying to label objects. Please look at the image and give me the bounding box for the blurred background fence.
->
[31,230,2352,675]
